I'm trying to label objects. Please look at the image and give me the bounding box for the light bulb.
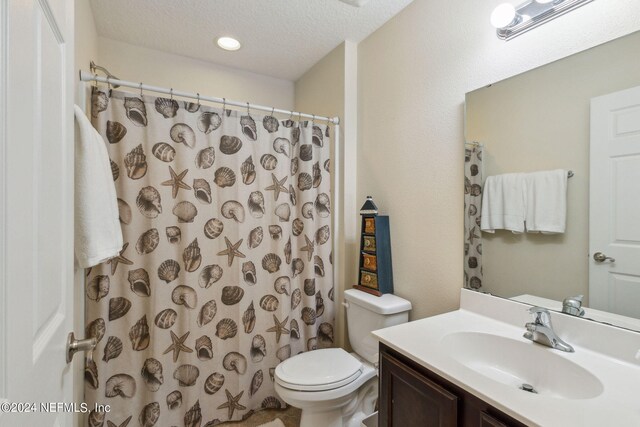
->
[217,37,241,51]
[491,3,517,29]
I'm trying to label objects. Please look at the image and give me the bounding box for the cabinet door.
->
[480,412,509,427]
[380,352,458,427]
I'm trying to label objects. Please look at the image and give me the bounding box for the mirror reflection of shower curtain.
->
[464,144,483,289]
[84,88,334,425]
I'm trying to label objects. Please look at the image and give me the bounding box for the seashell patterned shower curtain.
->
[464,144,483,290]
[85,88,334,426]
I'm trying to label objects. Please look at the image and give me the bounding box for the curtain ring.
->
[222,98,226,112]
[246,102,250,116]
[170,88,174,100]
[196,93,201,107]
[289,110,293,120]
[312,114,316,124]
[139,82,143,97]
[105,76,112,97]
[93,73,98,89]
[271,107,275,117]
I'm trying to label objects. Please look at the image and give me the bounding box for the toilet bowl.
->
[275,348,377,427]
[275,289,412,427]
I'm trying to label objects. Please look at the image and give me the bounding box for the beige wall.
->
[465,31,640,304]
[294,42,358,350]
[357,0,640,321]
[97,37,294,110]
[74,0,640,341]
[74,0,98,74]
[295,43,346,349]
[295,43,345,119]
[75,0,98,105]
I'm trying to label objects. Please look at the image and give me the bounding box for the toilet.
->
[275,288,412,427]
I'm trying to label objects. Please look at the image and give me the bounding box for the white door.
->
[590,85,640,318]
[1,0,75,425]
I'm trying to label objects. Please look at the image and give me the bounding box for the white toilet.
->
[275,288,412,427]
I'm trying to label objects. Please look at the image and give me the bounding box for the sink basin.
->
[440,332,604,400]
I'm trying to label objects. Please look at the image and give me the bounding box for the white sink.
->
[440,332,604,400]
[373,290,640,426]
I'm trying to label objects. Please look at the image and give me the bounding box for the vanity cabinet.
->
[379,344,526,427]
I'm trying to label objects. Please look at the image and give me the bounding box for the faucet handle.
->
[562,295,585,317]
[528,306,549,315]
[528,306,552,326]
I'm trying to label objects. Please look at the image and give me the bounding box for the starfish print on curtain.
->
[161,166,191,198]
[84,88,334,425]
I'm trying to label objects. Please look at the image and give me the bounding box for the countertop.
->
[512,293,640,332]
[372,289,640,427]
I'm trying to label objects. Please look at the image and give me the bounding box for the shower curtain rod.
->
[464,141,484,147]
[79,70,340,125]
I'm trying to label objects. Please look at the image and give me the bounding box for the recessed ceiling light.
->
[217,37,241,51]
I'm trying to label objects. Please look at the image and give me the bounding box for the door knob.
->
[66,332,97,363]
[593,252,615,263]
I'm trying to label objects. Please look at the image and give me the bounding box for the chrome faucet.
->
[562,295,585,317]
[524,307,574,352]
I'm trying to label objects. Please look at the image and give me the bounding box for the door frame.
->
[589,85,640,315]
[0,0,8,407]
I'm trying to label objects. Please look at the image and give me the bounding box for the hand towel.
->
[480,173,526,233]
[74,104,123,268]
[524,169,567,234]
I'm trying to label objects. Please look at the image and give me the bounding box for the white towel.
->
[480,173,526,233]
[524,169,567,234]
[74,104,123,268]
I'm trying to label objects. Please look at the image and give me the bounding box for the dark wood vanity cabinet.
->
[380,349,459,426]
[379,344,527,427]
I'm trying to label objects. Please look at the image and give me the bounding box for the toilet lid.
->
[275,348,363,391]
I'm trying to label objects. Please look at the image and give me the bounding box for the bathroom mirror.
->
[464,30,640,331]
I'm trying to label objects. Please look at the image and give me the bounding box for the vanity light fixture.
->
[337,0,371,6]
[216,36,242,51]
[490,3,518,29]
[491,0,594,40]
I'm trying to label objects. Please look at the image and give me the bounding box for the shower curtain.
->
[85,88,334,426]
[464,143,483,290]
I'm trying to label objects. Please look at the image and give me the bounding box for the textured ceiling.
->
[89,0,414,81]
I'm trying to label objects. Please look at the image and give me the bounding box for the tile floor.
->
[218,406,301,427]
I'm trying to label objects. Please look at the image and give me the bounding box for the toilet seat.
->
[275,348,364,392]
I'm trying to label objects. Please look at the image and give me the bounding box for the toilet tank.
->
[344,289,411,364]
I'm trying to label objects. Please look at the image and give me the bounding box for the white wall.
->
[97,37,294,110]
[357,0,640,321]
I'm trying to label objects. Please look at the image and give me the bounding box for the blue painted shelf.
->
[355,215,394,296]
